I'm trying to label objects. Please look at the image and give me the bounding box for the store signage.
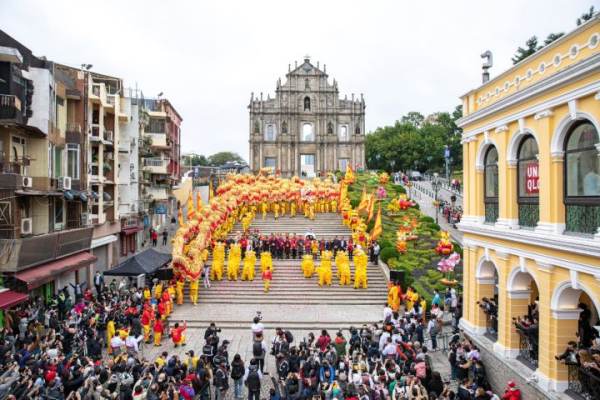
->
[525,162,539,194]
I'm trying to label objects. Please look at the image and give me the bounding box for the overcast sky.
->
[0,0,595,160]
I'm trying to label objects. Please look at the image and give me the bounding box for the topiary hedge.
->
[380,247,399,263]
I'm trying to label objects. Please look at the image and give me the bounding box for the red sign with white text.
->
[525,162,539,194]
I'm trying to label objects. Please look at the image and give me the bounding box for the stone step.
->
[182,321,381,330]
[185,298,385,305]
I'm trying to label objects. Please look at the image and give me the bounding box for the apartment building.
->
[0,31,95,305]
[139,98,181,228]
[118,92,142,257]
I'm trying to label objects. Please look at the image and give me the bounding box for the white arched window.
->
[302,123,314,141]
[339,125,349,141]
[564,121,600,234]
[264,124,276,141]
[517,135,539,228]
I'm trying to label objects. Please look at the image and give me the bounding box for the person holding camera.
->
[213,356,230,400]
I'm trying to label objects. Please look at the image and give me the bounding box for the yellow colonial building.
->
[457,15,600,395]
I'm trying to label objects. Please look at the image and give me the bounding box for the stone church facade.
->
[248,57,365,177]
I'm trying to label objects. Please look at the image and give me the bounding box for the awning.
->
[0,290,29,310]
[104,248,171,277]
[64,190,75,201]
[121,226,142,235]
[15,251,97,290]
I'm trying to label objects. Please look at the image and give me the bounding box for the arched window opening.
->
[304,96,311,111]
[511,271,540,370]
[355,125,361,135]
[302,123,314,142]
[327,122,333,134]
[281,121,288,134]
[517,135,539,228]
[339,125,348,141]
[305,79,310,90]
[484,146,499,223]
[265,124,275,141]
[564,121,600,234]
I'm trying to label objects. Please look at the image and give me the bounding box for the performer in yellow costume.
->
[189,278,199,305]
[317,250,333,286]
[336,251,351,286]
[106,318,116,352]
[227,243,241,280]
[273,202,280,219]
[301,254,315,278]
[211,242,225,281]
[260,251,273,273]
[143,287,151,302]
[290,201,297,217]
[241,249,256,281]
[405,287,418,312]
[261,201,268,220]
[167,284,176,314]
[353,249,368,289]
[153,282,163,300]
[176,277,185,305]
[387,283,402,312]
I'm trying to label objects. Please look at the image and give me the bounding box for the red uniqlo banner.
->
[525,162,539,194]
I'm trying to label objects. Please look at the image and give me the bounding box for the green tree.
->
[512,36,541,64]
[184,154,209,166]
[400,111,425,128]
[207,151,245,166]
[365,107,463,173]
[577,6,595,26]
[544,32,564,46]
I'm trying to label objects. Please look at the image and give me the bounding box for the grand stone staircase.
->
[177,213,387,331]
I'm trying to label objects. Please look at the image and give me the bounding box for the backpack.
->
[203,344,214,357]
[231,362,244,380]
[284,330,294,343]
[430,321,440,336]
[246,369,261,391]
[253,341,264,358]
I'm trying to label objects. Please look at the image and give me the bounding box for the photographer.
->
[478,297,498,334]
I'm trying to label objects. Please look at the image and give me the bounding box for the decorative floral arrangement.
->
[376,186,387,200]
[397,194,415,210]
[435,231,454,255]
[396,231,408,254]
[438,252,461,286]
[379,172,389,185]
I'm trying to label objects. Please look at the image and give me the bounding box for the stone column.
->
[249,142,254,171]
[258,144,263,169]
[536,262,556,389]
[504,161,519,228]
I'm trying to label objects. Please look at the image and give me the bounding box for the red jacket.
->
[502,389,522,400]
[153,319,164,333]
[171,323,187,342]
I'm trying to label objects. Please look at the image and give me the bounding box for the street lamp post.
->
[432,172,441,224]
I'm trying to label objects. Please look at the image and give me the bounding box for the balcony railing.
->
[515,325,538,370]
[567,364,600,400]
[106,94,116,106]
[518,203,539,228]
[90,124,101,139]
[0,226,93,272]
[566,204,600,235]
[0,94,22,120]
[484,201,498,224]
[66,122,81,133]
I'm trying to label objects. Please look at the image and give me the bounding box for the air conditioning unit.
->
[22,176,33,188]
[21,218,32,235]
[57,176,72,191]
